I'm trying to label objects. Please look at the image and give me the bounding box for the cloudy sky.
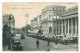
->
[2,2,78,28]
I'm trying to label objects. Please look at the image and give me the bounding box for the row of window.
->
[47,7,65,11]
[43,7,65,12]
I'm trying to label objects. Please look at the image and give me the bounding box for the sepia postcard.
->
[2,2,78,51]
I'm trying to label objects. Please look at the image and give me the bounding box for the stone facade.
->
[41,5,66,36]
[60,5,78,39]
[2,14,15,34]
[31,5,78,39]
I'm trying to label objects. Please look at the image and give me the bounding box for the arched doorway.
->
[49,26,52,34]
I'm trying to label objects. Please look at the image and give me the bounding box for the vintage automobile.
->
[21,34,25,39]
[12,40,22,51]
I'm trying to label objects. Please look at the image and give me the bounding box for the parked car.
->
[12,37,20,43]
[21,34,25,39]
[15,34,21,39]
[12,41,22,51]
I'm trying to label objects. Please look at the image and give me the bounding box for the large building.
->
[41,5,66,35]
[2,14,15,44]
[3,14,15,28]
[31,5,78,40]
[60,5,78,39]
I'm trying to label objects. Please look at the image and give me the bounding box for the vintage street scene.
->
[2,2,78,51]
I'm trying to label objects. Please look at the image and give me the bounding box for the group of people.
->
[36,37,58,50]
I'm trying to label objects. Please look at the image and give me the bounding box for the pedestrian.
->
[36,39,39,49]
[55,38,58,49]
[46,48,50,51]
[47,40,50,46]
[8,38,11,50]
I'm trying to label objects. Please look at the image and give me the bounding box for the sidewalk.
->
[3,45,9,51]
[3,45,12,51]
[68,44,78,48]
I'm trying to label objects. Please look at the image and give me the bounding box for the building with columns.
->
[41,5,66,36]
[31,5,78,40]
[60,5,78,39]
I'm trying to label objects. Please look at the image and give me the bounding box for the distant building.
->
[31,15,42,34]
[31,17,38,32]
[37,15,42,29]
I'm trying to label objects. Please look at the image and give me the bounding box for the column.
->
[65,19,66,34]
[75,17,77,35]
[56,16,57,35]
[68,18,69,35]
[58,18,59,35]
[63,19,65,34]
[61,19,63,35]
[71,18,73,36]
[77,17,78,35]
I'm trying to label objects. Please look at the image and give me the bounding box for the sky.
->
[2,2,78,28]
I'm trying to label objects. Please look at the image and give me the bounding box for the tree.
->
[26,24,31,30]
[26,24,31,36]
[22,24,31,36]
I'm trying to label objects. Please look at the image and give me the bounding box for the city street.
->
[3,35,78,51]
[20,36,78,51]
[2,3,78,51]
